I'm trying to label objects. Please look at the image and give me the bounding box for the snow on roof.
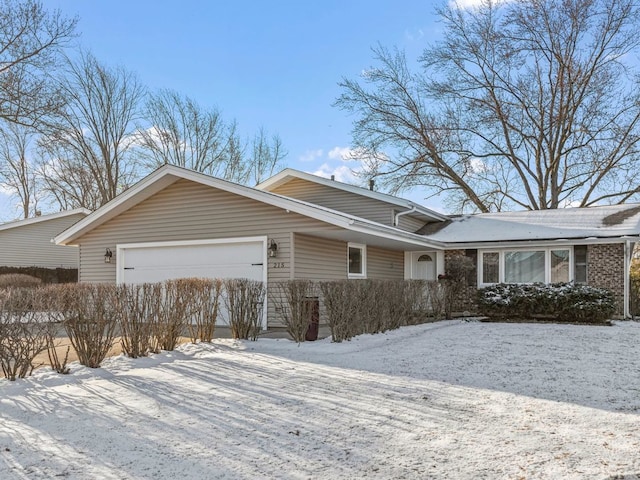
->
[424,204,640,244]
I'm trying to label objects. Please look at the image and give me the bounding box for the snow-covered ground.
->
[1,320,639,479]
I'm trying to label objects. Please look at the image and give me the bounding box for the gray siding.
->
[367,246,404,280]
[271,178,426,231]
[0,213,84,268]
[73,179,342,328]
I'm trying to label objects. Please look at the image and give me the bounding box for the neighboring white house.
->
[0,209,90,269]
[53,166,640,324]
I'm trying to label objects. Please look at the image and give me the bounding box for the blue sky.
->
[1,1,446,220]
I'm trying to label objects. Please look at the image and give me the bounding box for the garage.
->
[116,237,268,327]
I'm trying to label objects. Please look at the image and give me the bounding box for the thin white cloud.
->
[327,146,354,161]
[404,28,425,42]
[298,149,324,163]
[311,163,361,184]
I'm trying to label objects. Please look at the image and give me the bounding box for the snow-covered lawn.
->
[1,320,639,479]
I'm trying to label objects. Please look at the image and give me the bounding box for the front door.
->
[411,252,437,280]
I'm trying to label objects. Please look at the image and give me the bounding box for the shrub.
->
[61,284,118,368]
[319,280,433,342]
[272,280,318,343]
[0,288,49,380]
[186,278,223,343]
[40,285,71,374]
[223,278,266,340]
[155,279,191,351]
[0,274,42,289]
[438,255,475,318]
[116,283,157,358]
[319,280,355,342]
[477,282,615,323]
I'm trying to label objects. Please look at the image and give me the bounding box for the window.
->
[551,249,570,283]
[348,243,366,278]
[505,250,545,283]
[479,247,573,285]
[574,245,587,284]
[482,252,500,284]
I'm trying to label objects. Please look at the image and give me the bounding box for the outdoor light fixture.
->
[268,239,278,258]
[104,248,113,264]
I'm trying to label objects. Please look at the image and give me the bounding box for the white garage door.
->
[118,239,265,285]
[117,237,267,328]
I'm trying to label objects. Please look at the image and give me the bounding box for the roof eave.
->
[440,234,640,249]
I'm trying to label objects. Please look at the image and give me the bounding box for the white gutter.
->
[393,206,417,227]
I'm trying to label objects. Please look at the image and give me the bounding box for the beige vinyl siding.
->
[0,213,84,268]
[367,246,404,280]
[396,213,427,233]
[270,178,398,226]
[293,233,347,280]
[73,179,343,328]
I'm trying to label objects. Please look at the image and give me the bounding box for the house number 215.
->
[272,262,285,269]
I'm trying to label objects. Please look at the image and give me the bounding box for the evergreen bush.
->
[477,282,615,323]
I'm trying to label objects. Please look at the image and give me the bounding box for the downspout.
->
[394,206,417,227]
[624,240,633,319]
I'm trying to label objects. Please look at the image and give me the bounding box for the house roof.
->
[0,208,91,233]
[256,168,449,223]
[424,204,640,246]
[54,165,444,250]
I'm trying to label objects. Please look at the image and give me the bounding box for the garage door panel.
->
[120,241,264,285]
[117,239,266,328]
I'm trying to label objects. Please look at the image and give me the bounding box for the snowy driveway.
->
[1,320,639,479]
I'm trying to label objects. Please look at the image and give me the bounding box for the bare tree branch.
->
[336,0,640,212]
[39,51,144,210]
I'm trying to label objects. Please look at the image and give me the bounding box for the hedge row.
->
[0,278,266,380]
[477,282,615,323]
[0,267,77,284]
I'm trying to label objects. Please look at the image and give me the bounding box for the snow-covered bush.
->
[477,283,615,323]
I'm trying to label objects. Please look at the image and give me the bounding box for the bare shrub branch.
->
[0,288,49,380]
[223,278,265,341]
[272,280,318,343]
[61,284,118,368]
[186,278,222,343]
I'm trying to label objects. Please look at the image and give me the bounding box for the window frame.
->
[347,243,367,279]
[478,247,573,287]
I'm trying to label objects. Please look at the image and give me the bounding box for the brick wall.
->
[444,244,626,316]
[587,243,625,315]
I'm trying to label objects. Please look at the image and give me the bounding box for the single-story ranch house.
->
[54,165,640,327]
[0,209,89,281]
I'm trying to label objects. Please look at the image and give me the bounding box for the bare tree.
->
[244,127,285,185]
[40,52,145,210]
[137,90,285,185]
[136,89,240,175]
[0,122,41,218]
[336,0,640,212]
[0,0,77,127]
